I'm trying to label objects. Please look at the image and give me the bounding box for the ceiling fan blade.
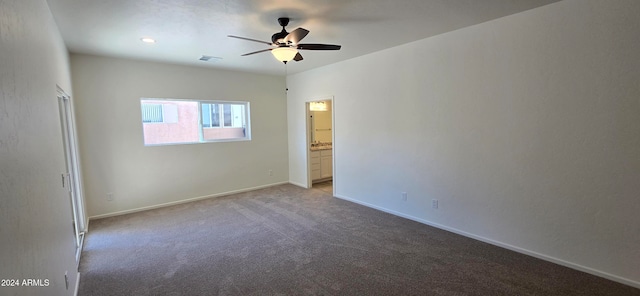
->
[293,52,303,62]
[241,48,273,56]
[283,28,309,45]
[228,35,273,46]
[297,43,342,50]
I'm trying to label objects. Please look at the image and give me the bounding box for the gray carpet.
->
[78,184,639,295]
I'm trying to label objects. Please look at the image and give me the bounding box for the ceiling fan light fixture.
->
[271,47,298,62]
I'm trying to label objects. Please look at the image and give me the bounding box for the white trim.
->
[57,86,89,262]
[88,182,289,220]
[330,98,336,197]
[58,87,88,233]
[84,218,90,233]
[73,272,80,296]
[288,181,309,189]
[333,193,640,290]
[75,232,84,265]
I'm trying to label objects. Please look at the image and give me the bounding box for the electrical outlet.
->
[401,192,407,201]
[432,199,439,209]
[269,170,273,176]
[107,193,114,201]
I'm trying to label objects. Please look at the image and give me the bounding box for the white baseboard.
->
[288,180,309,189]
[88,182,289,220]
[334,193,640,290]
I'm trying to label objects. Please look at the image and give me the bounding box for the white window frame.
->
[140,98,251,146]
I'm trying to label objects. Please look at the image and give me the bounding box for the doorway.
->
[57,87,86,264]
[306,97,335,195]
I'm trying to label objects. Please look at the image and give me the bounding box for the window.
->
[200,102,247,142]
[201,103,220,128]
[140,98,250,146]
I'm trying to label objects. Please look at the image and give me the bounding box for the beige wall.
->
[287,0,640,287]
[0,0,80,294]
[71,54,289,218]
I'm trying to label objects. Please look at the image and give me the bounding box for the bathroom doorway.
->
[306,97,334,195]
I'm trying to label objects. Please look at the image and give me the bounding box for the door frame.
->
[57,86,87,264]
[305,96,335,195]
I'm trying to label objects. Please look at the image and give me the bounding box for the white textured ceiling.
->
[46,0,561,76]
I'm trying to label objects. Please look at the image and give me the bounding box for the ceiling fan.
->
[228,17,342,64]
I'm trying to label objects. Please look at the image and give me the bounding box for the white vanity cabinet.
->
[320,150,332,179]
[311,151,321,180]
[310,149,332,182]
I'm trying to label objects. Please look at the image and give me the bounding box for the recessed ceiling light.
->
[140,37,156,44]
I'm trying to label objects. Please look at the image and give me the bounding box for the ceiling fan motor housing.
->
[272,17,291,44]
[272,30,288,44]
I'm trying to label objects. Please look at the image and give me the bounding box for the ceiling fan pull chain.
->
[284,63,289,93]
